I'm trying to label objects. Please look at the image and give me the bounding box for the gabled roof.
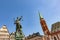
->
[0,25,9,35]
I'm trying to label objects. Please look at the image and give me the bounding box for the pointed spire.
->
[38,11,43,19]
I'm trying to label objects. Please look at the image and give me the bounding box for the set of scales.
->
[14,16,24,40]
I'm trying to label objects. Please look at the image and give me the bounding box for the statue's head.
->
[14,16,23,24]
[14,20,20,24]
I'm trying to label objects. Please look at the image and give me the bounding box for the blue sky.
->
[0,0,60,36]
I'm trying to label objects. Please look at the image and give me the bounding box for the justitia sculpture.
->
[14,16,24,40]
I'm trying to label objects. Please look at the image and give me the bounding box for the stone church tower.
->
[39,13,50,35]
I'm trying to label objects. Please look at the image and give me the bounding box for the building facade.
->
[51,22,60,33]
[0,25,10,40]
[10,32,15,40]
[0,25,16,40]
[51,22,60,40]
[25,32,43,40]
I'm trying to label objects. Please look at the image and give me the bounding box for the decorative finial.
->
[38,11,43,19]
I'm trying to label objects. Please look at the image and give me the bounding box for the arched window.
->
[54,37,57,40]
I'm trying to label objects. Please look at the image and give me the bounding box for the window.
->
[54,37,57,40]
[35,39,37,40]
